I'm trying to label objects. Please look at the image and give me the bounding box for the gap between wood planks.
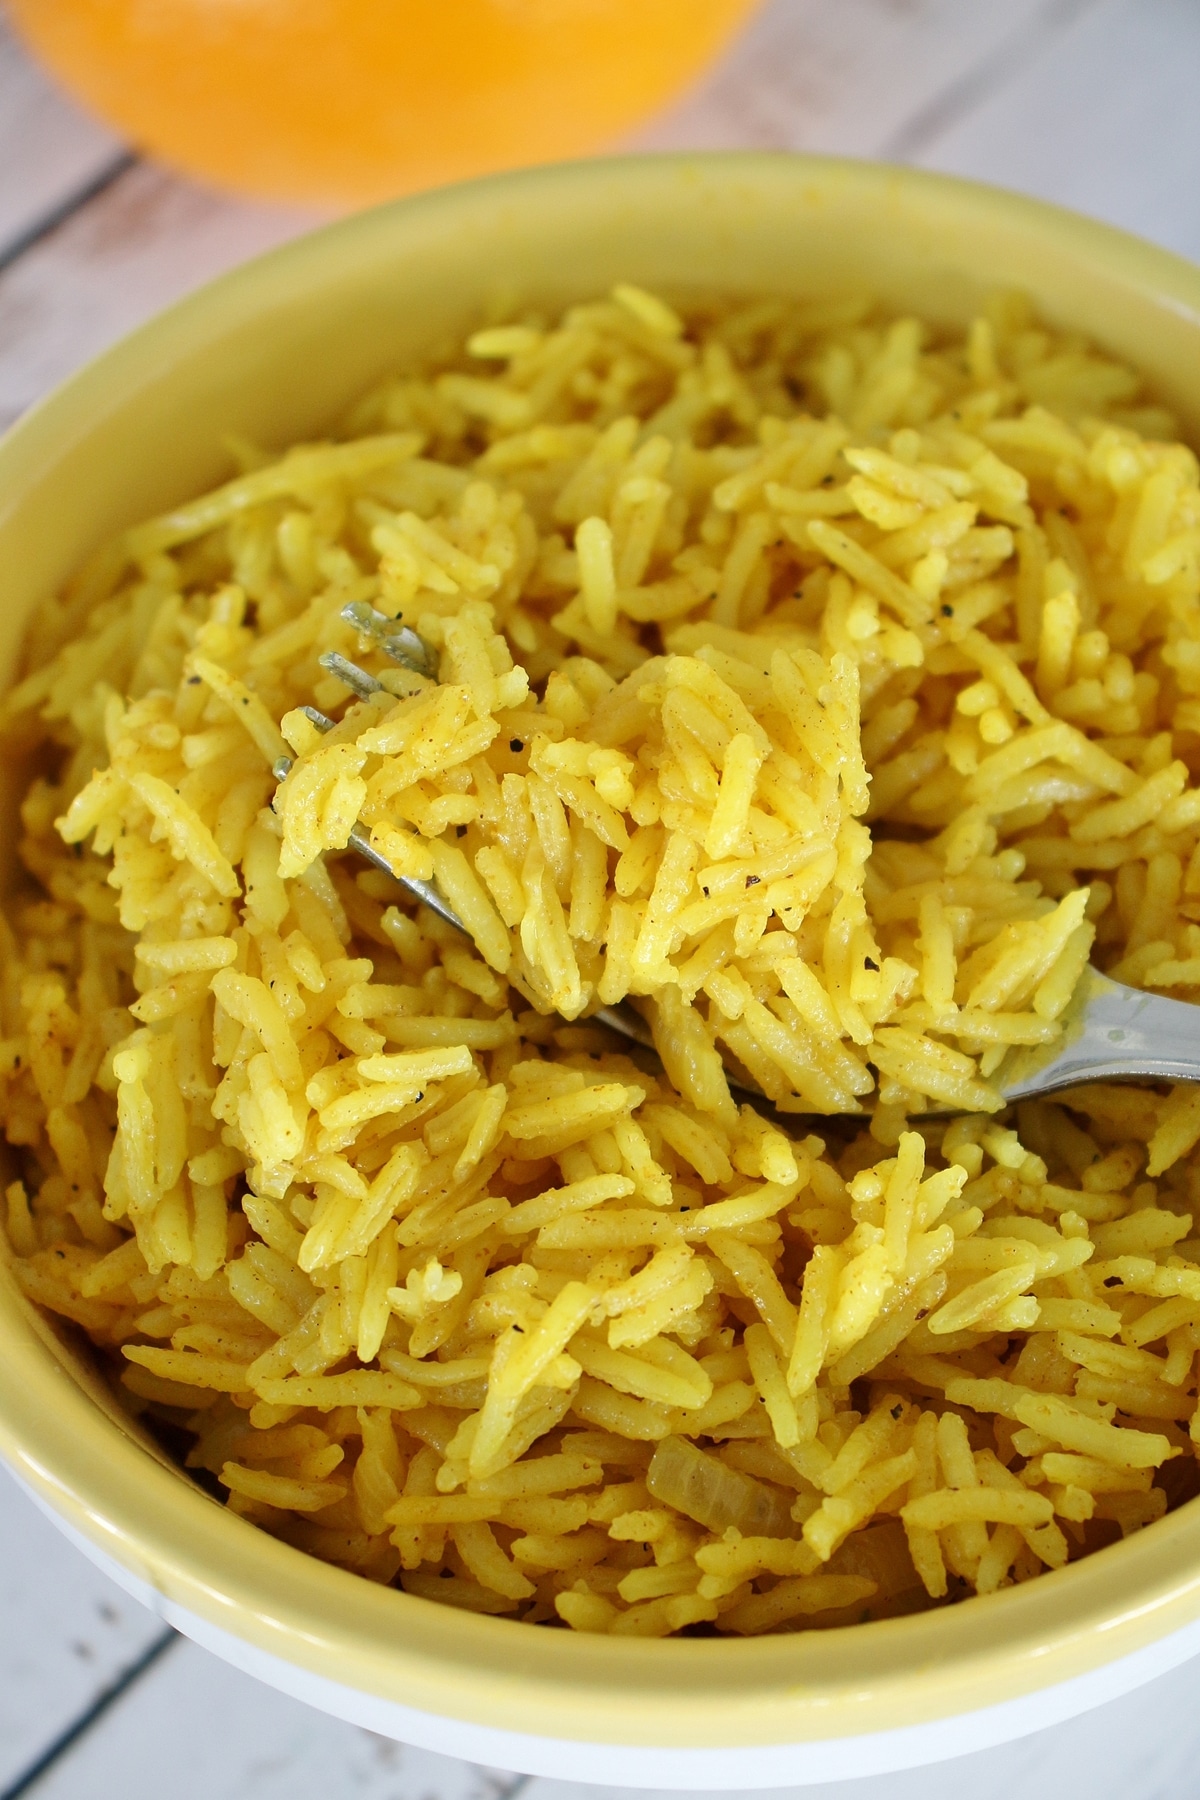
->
[0,1629,176,1800]
[0,1620,536,1800]
[0,149,136,279]
[878,0,1108,160]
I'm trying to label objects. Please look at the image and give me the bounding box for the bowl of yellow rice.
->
[5,152,1200,1785]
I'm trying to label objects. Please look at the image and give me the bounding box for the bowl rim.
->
[4,147,1200,1755]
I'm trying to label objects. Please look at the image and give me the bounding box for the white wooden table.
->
[3,2,1200,1791]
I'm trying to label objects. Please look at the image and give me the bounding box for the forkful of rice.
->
[268,597,1200,1121]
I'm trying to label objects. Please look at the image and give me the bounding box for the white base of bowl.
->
[20,1471,1200,1788]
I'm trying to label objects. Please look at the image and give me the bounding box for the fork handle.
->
[1000,966,1200,1102]
[377,849,1200,1111]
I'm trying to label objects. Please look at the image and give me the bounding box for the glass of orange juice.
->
[8,0,764,208]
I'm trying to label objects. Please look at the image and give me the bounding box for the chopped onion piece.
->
[647,1435,794,1537]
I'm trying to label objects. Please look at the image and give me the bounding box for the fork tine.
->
[272,704,336,780]
[346,825,463,928]
[340,599,438,678]
[274,659,464,934]
[319,651,384,700]
[276,615,695,1085]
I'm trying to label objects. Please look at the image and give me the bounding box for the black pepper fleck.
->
[509,738,524,753]
[456,824,467,837]
[864,956,879,971]
[941,603,953,617]
[746,875,761,887]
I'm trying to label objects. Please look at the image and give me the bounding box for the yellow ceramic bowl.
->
[4,155,1200,1789]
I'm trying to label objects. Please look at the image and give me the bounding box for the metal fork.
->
[276,600,1200,1111]
[273,602,662,1062]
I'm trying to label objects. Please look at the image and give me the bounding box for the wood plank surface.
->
[524,1650,1200,1800]
[907,0,1200,261]
[0,156,322,432]
[629,0,1092,156]
[0,1464,167,1793]
[0,23,124,260]
[23,1627,523,1800]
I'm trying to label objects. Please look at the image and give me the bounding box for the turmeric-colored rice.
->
[5,284,1200,1635]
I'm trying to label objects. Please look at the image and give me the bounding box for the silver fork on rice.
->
[276,600,1200,1113]
[273,601,666,1052]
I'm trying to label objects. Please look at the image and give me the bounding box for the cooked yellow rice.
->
[5,283,1200,1636]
